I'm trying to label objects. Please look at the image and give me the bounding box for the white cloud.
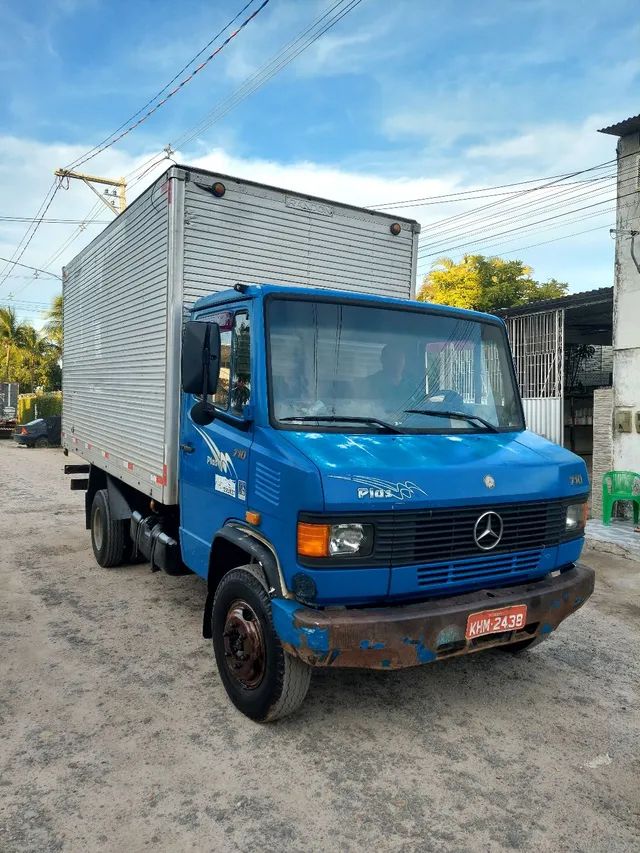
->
[0,127,618,327]
[466,115,618,174]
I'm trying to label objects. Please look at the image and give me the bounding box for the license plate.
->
[465,604,527,639]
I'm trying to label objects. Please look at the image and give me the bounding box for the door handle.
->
[180,443,195,454]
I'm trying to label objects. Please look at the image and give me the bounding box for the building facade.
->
[599,115,640,480]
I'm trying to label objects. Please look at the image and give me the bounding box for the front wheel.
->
[212,567,311,722]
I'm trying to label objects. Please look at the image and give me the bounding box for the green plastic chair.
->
[602,470,640,525]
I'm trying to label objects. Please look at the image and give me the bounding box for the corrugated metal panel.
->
[522,397,563,445]
[63,181,171,502]
[181,171,417,308]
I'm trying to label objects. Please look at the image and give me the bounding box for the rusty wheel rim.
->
[222,599,266,689]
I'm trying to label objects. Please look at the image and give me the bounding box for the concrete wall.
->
[613,132,640,474]
[591,387,614,518]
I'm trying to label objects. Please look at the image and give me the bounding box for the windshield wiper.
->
[279,415,403,434]
[403,408,499,432]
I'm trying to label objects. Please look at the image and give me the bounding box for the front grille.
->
[375,500,567,567]
[415,550,543,593]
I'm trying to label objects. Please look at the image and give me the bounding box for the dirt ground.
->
[1,442,639,853]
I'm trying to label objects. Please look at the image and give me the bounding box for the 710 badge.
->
[465,604,527,639]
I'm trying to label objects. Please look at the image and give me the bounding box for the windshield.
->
[267,298,524,433]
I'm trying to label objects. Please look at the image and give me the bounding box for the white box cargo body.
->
[62,165,421,504]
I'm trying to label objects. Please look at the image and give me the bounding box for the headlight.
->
[297,521,373,558]
[329,523,372,556]
[566,502,588,532]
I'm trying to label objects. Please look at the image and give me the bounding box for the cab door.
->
[179,307,253,577]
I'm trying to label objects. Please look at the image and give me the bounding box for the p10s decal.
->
[330,475,427,501]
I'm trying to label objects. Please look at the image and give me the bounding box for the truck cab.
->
[171,282,593,720]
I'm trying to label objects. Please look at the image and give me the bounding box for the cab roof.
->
[192,283,504,326]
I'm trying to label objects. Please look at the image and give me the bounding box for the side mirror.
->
[181,320,221,396]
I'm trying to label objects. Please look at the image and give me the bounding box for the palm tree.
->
[44,294,63,348]
[0,307,28,381]
[20,325,55,391]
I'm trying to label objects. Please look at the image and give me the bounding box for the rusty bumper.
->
[271,564,595,669]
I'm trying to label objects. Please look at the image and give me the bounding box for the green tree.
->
[44,293,63,348]
[17,326,58,392]
[418,254,568,313]
[0,307,29,381]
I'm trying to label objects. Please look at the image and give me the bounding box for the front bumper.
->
[271,564,595,669]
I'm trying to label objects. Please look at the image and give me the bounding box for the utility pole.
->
[54,169,127,215]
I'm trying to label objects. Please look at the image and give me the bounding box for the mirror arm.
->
[201,342,210,400]
[199,337,216,418]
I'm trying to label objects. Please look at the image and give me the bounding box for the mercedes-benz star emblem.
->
[483,474,495,489]
[473,511,503,550]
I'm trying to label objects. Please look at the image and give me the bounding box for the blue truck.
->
[63,167,594,721]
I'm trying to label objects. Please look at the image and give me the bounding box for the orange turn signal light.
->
[297,522,330,558]
[245,510,261,526]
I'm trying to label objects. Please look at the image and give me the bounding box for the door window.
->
[230,312,251,414]
[206,309,251,416]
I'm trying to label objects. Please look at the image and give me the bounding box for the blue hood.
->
[282,429,589,511]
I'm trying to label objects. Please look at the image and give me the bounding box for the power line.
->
[414,164,637,260]
[0,303,50,313]
[416,208,616,265]
[417,164,618,239]
[368,170,616,209]
[0,179,61,287]
[0,256,62,279]
[0,182,62,288]
[416,167,636,262]
[497,223,615,257]
[40,205,103,272]
[64,1,260,172]
[120,0,364,183]
[174,0,366,149]
[64,0,272,171]
[367,179,609,210]
[30,0,367,284]
[417,187,639,261]
[23,0,285,278]
[0,216,110,224]
[417,173,622,255]
[411,149,638,244]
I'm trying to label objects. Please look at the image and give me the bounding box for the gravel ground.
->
[1,442,639,853]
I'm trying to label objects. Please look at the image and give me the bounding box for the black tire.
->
[212,566,311,722]
[90,489,126,568]
[34,436,48,448]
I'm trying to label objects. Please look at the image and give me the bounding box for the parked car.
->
[15,416,61,448]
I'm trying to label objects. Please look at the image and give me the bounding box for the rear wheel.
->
[90,489,126,567]
[34,436,48,448]
[212,566,311,722]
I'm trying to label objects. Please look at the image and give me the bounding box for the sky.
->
[0,0,638,326]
